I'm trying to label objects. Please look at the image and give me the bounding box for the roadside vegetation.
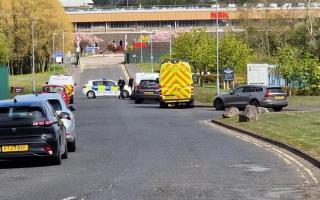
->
[0,0,73,75]
[9,65,65,97]
[217,112,320,160]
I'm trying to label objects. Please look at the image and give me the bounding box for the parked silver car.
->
[213,85,288,111]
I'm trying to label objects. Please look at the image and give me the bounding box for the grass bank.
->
[216,112,320,160]
[9,65,65,96]
[138,62,161,73]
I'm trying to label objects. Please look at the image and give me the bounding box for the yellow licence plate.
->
[1,145,29,153]
[275,96,285,100]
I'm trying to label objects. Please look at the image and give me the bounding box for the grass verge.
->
[137,62,161,73]
[9,65,65,96]
[216,112,320,160]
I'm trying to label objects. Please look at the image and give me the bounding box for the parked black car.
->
[134,79,160,104]
[0,98,68,165]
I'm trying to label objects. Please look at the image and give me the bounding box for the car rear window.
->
[0,106,44,122]
[140,80,159,87]
[267,87,285,93]
[43,86,64,93]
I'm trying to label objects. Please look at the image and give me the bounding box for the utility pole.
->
[139,26,143,63]
[150,31,155,73]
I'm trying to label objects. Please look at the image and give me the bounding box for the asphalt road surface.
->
[0,57,319,200]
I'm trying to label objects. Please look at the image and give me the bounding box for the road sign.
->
[223,67,234,81]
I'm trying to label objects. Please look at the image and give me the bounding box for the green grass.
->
[9,65,65,96]
[288,96,320,107]
[138,62,161,73]
[194,84,229,104]
[217,112,320,159]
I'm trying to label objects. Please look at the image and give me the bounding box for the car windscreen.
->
[267,87,285,93]
[43,86,64,93]
[0,106,44,125]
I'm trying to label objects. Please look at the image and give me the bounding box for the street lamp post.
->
[214,0,220,94]
[139,26,143,63]
[52,33,57,74]
[168,25,172,61]
[150,30,156,73]
[31,17,37,92]
[62,31,65,69]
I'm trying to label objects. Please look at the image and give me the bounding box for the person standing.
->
[118,77,126,99]
[128,76,134,91]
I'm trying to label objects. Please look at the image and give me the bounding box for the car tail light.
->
[33,120,53,126]
[264,89,272,97]
[43,144,53,155]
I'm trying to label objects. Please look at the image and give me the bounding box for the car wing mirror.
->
[60,112,70,120]
[230,90,234,95]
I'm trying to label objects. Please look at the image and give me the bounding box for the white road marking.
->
[201,120,319,185]
[61,197,76,200]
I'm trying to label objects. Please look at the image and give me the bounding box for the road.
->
[0,57,319,200]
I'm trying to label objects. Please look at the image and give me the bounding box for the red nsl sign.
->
[133,42,148,49]
[210,12,230,20]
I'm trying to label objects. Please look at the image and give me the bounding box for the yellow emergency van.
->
[159,62,194,108]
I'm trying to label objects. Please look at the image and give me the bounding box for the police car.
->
[82,79,132,99]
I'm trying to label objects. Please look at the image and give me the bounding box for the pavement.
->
[0,56,319,200]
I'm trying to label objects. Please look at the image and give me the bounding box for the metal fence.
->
[127,42,170,64]
[0,65,9,100]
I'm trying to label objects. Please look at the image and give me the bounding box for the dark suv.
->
[135,80,160,104]
[213,85,288,111]
[0,98,68,165]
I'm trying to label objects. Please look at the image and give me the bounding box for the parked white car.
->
[82,79,132,99]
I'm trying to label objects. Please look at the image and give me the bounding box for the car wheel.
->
[214,99,225,111]
[160,101,168,108]
[250,99,260,107]
[87,91,95,99]
[69,95,74,104]
[68,139,76,152]
[51,141,62,165]
[272,107,283,112]
[187,100,195,108]
[62,140,68,159]
[135,99,143,104]
[123,90,129,98]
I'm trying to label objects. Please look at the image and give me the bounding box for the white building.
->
[59,0,94,7]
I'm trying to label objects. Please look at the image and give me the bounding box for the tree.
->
[0,0,73,74]
[219,34,252,77]
[0,29,8,65]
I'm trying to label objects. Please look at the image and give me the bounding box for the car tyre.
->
[160,101,168,108]
[250,99,260,107]
[187,100,195,108]
[135,99,143,104]
[214,99,225,111]
[68,140,76,152]
[69,95,74,104]
[62,140,68,159]
[51,142,62,165]
[87,91,96,99]
[272,107,283,112]
[123,90,129,98]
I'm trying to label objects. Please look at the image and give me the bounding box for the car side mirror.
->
[69,105,76,111]
[230,90,234,95]
[60,112,70,120]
